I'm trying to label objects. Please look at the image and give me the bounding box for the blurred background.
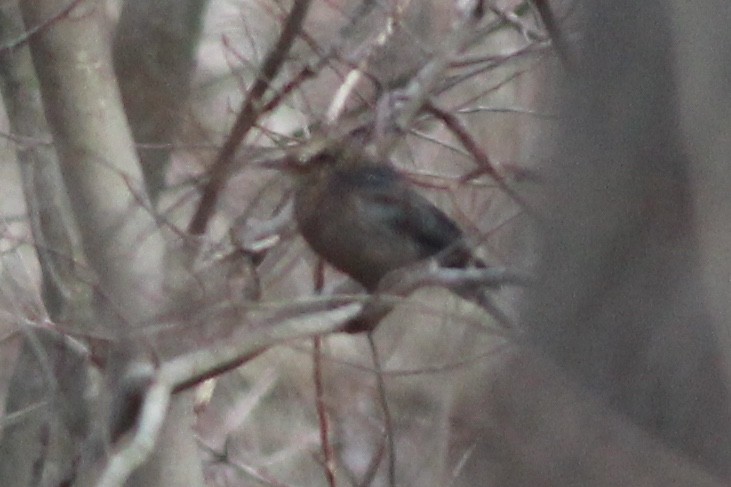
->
[2,1,731,486]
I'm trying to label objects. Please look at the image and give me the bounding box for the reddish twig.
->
[197,440,294,487]
[313,336,337,487]
[367,333,396,487]
[259,64,318,115]
[0,0,84,54]
[188,0,313,236]
[313,257,337,487]
[424,102,541,221]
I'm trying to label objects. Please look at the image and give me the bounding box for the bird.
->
[293,150,480,293]
[287,145,516,334]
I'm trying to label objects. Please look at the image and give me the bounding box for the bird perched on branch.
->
[292,148,482,292]
[285,144,515,334]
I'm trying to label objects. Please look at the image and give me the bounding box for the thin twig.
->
[313,337,337,487]
[370,0,487,159]
[488,2,543,42]
[530,0,574,69]
[287,340,512,378]
[457,105,557,119]
[0,130,52,147]
[326,0,409,123]
[313,259,337,487]
[424,102,542,221]
[188,0,313,236]
[367,332,396,487]
[197,439,294,487]
[0,0,84,54]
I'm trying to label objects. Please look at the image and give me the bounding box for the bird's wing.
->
[355,181,465,256]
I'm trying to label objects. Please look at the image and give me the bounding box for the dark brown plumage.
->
[294,154,477,291]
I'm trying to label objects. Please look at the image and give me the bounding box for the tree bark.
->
[18,1,204,485]
[113,0,209,204]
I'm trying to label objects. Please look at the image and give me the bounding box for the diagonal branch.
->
[424,102,542,221]
[188,0,313,236]
[0,0,83,54]
[96,301,363,487]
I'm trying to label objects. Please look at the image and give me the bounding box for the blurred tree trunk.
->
[464,1,731,485]
[0,2,97,485]
[113,0,209,204]
[2,0,206,485]
[523,1,731,472]
[0,1,89,326]
[672,0,731,379]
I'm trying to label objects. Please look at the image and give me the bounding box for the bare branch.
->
[530,0,573,69]
[188,0,314,236]
[424,102,541,221]
[313,337,337,487]
[165,302,363,393]
[0,0,83,54]
[97,380,172,487]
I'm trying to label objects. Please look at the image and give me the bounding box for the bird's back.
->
[295,163,473,290]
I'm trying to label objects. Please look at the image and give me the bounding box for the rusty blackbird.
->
[293,151,479,292]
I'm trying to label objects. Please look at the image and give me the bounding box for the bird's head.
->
[257,135,378,184]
